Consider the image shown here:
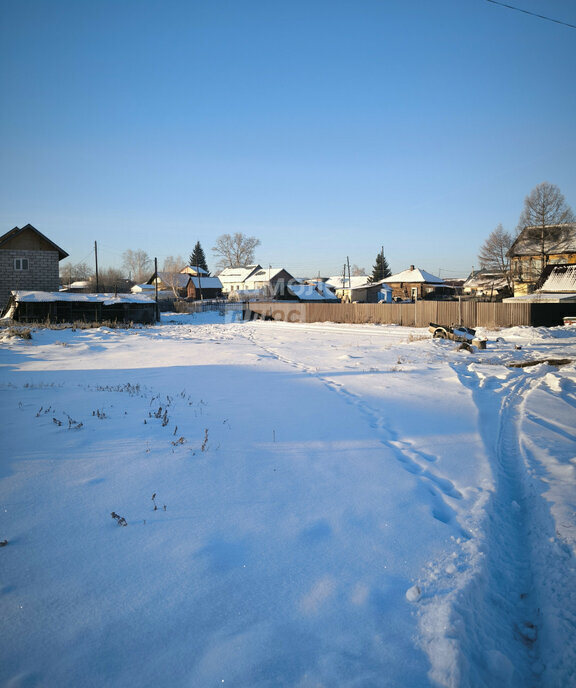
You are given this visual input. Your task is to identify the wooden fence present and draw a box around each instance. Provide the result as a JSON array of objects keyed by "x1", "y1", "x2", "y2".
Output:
[{"x1": 245, "y1": 301, "x2": 574, "y2": 328}]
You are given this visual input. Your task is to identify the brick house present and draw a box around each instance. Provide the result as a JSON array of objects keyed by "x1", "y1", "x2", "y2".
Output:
[{"x1": 0, "y1": 224, "x2": 69, "y2": 312}]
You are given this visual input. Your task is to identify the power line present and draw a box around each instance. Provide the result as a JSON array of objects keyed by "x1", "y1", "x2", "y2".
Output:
[{"x1": 485, "y1": 0, "x2": 576, "y2": 30}]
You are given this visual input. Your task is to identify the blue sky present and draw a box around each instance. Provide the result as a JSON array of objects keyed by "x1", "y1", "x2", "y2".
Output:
[{"x1": 1, "y1": 0, "x2": 575, "y2": 278}]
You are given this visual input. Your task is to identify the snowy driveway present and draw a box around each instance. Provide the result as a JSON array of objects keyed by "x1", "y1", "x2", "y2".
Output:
[{"x1": 1, "y1": 316, "x2": 575, "y2": 687}]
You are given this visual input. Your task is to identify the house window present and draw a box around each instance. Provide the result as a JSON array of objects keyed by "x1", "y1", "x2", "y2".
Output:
[{"x1": 14, "y1": 258, "x2": 29, "y2": 271}]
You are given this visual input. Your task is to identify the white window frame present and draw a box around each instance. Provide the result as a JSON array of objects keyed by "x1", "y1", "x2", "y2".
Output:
[{"x1": 14, "y1": 258, "x2": 29, "y2": 271}]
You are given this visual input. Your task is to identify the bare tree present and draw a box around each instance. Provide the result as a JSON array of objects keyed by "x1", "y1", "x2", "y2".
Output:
[
  {"x1": 478, "y1": 224, "x2": 513, "y2": 289},
  {"x1": 517, "y1": 182, "x2": 575, "y2": 231},
  {"x1": 212, "y1": 233, "x2": 260, "y2": 271},
  {"x1": 59, "y1": 261, "x2": 94, "y2": 286},
  {"x1": 122, "y1": 249, "x2": 152, "y2": 283},
  {"x1": 89, "y1": 267, "x2": 129, "y2": 293},
  {"x1": 351, "y1": 264, "x2": 366, "y2": 276},
  {"x1": 161, "y1": 255, "x2": 187, "y2": 298}
]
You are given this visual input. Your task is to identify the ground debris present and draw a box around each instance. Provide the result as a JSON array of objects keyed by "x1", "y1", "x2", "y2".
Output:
[{"x1": 507, "y1": 358, "x2": 571, "y2": 368}]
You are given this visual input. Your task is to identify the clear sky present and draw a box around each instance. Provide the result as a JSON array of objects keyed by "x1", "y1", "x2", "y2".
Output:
[{"x1": 1, "y1": 0, "x2": 575, "y2": 279}]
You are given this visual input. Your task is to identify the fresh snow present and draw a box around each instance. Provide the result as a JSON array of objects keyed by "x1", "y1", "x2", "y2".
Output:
[{"x1": 1, "y1": 312, "x2": 576, "y2": 687}]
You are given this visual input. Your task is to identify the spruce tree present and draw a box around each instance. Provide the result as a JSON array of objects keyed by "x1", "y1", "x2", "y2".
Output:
[
  {"x1": 369, "y1": 249, "x2": 391, "y2": 282},
  {"x1": 189, "y1": 241, "x2": 209, "y2": 274}
]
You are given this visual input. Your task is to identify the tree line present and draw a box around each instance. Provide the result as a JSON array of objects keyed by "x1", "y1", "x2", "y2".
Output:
[
  {"x1": 60, "y1": 234, "x2": 262, "y2": 290},
  {"x1": 61, "y1": 230, "x2": 394, "y2": 292}
]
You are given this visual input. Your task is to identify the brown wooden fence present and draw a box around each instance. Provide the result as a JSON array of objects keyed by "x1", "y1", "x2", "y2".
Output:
[{"x1": 245, "y1": 301, "x2": 573, "y2": 328}]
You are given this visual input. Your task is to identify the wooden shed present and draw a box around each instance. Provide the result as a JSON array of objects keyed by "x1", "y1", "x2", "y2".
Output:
[{"x1": 4, "y1": 291, "x2": 157, "y2": 324}]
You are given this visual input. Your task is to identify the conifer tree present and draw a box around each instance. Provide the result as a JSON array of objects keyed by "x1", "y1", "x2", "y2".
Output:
[
  {"x1": 369, "y1": 248, "x2": 391, "y2": 282},
  {"x1": 189, "y1": 241, "x2": 209, "y2": 274}
]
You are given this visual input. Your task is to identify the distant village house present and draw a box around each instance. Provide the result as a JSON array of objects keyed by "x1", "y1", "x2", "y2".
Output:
[{"x1": 381, "y1": 266, "x2": 451, "y2": 301}]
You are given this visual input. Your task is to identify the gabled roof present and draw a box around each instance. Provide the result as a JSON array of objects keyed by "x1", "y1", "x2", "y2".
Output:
[
  {"x1": 0, "y1": 224, "x2": 68, "y2": 260},
  {"x1": 180, "y1": 265, "x2": 209, "y2": 276},
  {"x1": 248, "y1": 267, "x2": 292, "y2": 283},
  {"x1": 382, "y1": 267, "x2": 443, "y2": 284},
  {"x1": 326, "y1": 275, "x2": 371, "y2": 290},
  {"x1": 155, "y1": 272, "x2": 190, "y2": 288},
  {"x1": 508, "y1": 223, "x2": 576, "y2": 257},
  {"x1": 463, "y1": 269, "x2": 508, "y2": 289},
  {"x1": 188, "y1": 276, "x2": 222, "y2": 289},
  {"x1": 217, "y1": 265, "x2": 262, "y2": 285}
]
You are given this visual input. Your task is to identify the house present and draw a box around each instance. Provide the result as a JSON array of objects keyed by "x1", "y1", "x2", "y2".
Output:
[
  {"x1": 326, "y1": 275, "x2": 372, "y2": 302},
  {"x1": 508, "y1": 223, "x2": 576, "y2": 295},
  {"x1": 503, "y1": 264, "x2": 576, "y2": 304},
  {"x1": 0, "y1": 224, "x2": 68, "y2": 310},
  {"x1": 145, "y1": 270, "x2": 223, "y2": 300},
  {"x1": 184, "y1": 275, "x2": 223, "y2": 300},
  {"x1": 218, "y1": 265, "x2": 295, "y2": 299},
  {"x1": 348, "y1": 279, "x2": 393, "y2": 304},
  {"x1": 218, "y1": 265, "x2": 262, "y2": 293},
  {"x1": 3, "y1": 291, "x2": 157, "y2": 324},
  {"x1": 381, "y1": 266, "x2": 448, "y2": 301},
  {"x1": 244, "y1": 267, "x2": 296, "y2": 298},
  {"x1": 463, "y1": 269, "x2": 511, "y2": 299}
]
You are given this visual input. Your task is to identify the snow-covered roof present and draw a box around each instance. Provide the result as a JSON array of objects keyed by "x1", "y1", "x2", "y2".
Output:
[
  {"x1": 382, "y1": 267, "x2": 444, "y2": 284},
  {"x1": 180, "y1": 265, "x2": 209, "y2": 276},
  {"x1": 509, "y1": 223, "x2": 576, "y2": 257},
  {"x1": 287, "y1": 282, "x2": 339, "y2": 301},
  {"x1": 541, "y1": 264, "x2": 576, "y2": 293},
  {"x1": 189, "y1": 276, "x2": 222, "y2": 289},
  {"x1": 503, "y1": 293, "x2": 576, "y2": 303},
  {"x1": 326, "y1": 275, "x2": 371, "y2": 290},
  {"x1": 217, "y1": 265, "x2": 261, "y2": 285},
  {"x1": 12, "y1": 291, "x2": 154, "y2": 305},
  {"x1": 131, "y1": 284, "x2": 156, "y2": 293},
  {"x1": 156, "y1": 272, "x2": 190, "y2": 288},
  {"x1": 248, "y1": 268, "x2": 290, "y2": 283},
  {"x1": 315, "y1": 281, "x2": 339, "y2": 299},
  {"x1": 366, "y1": 279, "x2": 393, "y2": 291},
  {"x1": 463, "y1": 270, "x2": 508, "y2": 291}
]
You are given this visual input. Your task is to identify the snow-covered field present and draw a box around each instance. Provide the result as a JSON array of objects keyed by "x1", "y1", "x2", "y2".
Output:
[{"x1": 1, "y1": 312, "x2": 576, "y2": 688}]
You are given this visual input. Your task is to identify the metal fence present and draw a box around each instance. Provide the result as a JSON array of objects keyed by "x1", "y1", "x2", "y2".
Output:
[{"x1": 245, "y1": 301, "x2": 573, "y2": 328}]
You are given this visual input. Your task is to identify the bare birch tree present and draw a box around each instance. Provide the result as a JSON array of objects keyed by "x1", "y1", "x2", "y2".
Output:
[
  {"x1": 122, "y1": 249, "x2": 152, "y2": 283},
  {"x1": 161, "y1": 255, "x2": 187, "y2": 298}
]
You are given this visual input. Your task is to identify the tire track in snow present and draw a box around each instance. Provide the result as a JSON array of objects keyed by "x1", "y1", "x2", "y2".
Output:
[
  {"x1": 445, "y1": 362, "x2": 576, "y2": 687},
  {"x1": 239, "y1": 327, "x2": 470, "y2": 538}
]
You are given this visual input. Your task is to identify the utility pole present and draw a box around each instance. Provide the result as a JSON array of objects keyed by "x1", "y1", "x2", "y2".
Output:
[
  {"x1": 94, "y1": 241, "x2": 99, "y2": 292},
  {"x1": 196, "y1": 262, "x2": 203, "y2": 301},
  {"x1": 346, "y1": 256, "x2": 351, "y2": 302},
  {"x1": 154, "y1": 257, "x2": 159, "y2": 321}
]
